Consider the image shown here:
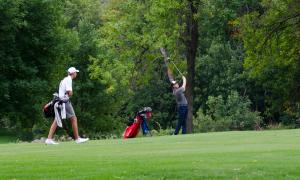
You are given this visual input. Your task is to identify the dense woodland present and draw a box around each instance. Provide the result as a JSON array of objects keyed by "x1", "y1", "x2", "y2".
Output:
[{"x1": 1, "y1": 0, "x2": 299, "y2": 140}]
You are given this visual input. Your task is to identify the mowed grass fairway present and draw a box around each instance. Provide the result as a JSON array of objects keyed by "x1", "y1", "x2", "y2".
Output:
[{"x1": 1, "y1": 129, "x2": 300, "y2": 180}]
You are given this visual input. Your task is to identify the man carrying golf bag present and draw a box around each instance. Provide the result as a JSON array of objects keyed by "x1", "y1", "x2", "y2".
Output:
[{"x1": 45, "y1": 67, "x2": 89, "y2": 145}]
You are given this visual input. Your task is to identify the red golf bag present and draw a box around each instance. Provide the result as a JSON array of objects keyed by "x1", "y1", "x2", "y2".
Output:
[{"x1": 123, "y1": 107, "x2": 152, "y2": 139}]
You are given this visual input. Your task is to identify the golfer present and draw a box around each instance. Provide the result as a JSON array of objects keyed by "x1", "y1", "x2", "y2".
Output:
[
  {"x1": 45, "y1": 67, "x2": 89, "y2": 144},
  {"x1": 171, "y1": 76, "x2": 188, "y2": 135}
]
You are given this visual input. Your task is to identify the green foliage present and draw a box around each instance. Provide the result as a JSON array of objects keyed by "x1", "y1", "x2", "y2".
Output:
[
  {"x1": 194, "y1": 91, "x2": 262, "y2": 133},
  {"x1": 198, "y1": 0, "x2": 262, "y2": 52},
  {"x1": 1, "y1": 0, "x2": 299, "y2": 139},
  {"x1": 61, "y1": 0, "x2": 127, "y2": 136},
  {"x1": 195, "y1": 40, "x2": 246, "y2": 111},
  {"x1": 0, "y1": 132, "x2": 17, "y2": 144},
  {"x1": 194, "y1": 0, "x2": 262, "y2": 116},
  {"x1": 123, "y1": 61, "x2": 175, "y2": 129},
  {"x1": 90, "y1": 0, "x2": 188, "y2": 133},
  {"x1": 150, "y1": 127, "x2": 174, "y2": 136},
  {"x1": 0, "y1": 0, "x2": 79, "y2": 139},
  {"x1": 239, "y1": 0, "x2": 300, "y2": 119}
]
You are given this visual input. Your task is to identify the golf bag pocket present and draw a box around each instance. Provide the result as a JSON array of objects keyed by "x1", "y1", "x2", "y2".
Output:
[{"x1": 43, "y1": 101, "x2": 55, "y2": 118}]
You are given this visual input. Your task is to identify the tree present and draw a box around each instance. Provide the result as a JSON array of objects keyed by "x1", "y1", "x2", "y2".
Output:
[
  {"x1": 90, "y1": 0, "x2": 200, "y2": 133},
  {"x1": 239, "y1": 0, "x2": 300, "y2": 122},
  {"x1": 0, "y1": 0, "x2": 79, "y2": 139},
  {"x1": 183, "y1": 0, "x2": 199, "y2": 133}
]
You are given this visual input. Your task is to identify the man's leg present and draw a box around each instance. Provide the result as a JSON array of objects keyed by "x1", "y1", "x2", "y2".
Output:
[
  {"x1": 47, "y1": 119, "x2": 57, "y2": 139},
  {"x1": 176, "y1": 106, "x2": 188, "y2": 134},
  {"x1": 181, "y1": 106, "x2": 188, "y2": 134},
  {"x1": 141, "y1": 117, "x2": 149, "y2": 135},
  {"x1": 45, "y1": 119, "x2": 59, "y2": 144},
  {"x1": 66, "y1": 102, "x2": 88, "y2": 143},
  {"x1": 70, "y1": 116, "x2": 79, "y2": 140},
  {"x1": 174, "y1": 109, "x2": 182, "y2": 135}
]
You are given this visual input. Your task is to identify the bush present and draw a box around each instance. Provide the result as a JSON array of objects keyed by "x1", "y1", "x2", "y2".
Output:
[
  {"x1": 278, "y1": 104, "x2": 300, "y2": 128},
  {"x1": 150, "y1": 128, "x2": 174, "y2": 136},
  {"x1": 266, "y1": 123, "x2": 296, "y2": 130},
  {"x1": 194, "y1": 91, "x2": 262, "y2": 133}
]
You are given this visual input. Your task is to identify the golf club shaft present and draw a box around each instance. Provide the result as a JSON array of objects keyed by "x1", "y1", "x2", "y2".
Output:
[{"x1": 171, "y1": 61, "x2": 184, "y2": 76}]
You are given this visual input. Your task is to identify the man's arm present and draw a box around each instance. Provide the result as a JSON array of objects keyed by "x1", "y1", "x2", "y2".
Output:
[
  {"x1": 66, "y1": 77, "x2": 73, "y2": 97},
  {"x1": 182, "y1": 76, "x2": 186, "y2": 90}
]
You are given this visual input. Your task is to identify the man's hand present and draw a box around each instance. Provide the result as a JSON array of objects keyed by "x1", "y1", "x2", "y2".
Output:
[{"x1": 67, "y1": 91, "x2": 73, "y2": 97}]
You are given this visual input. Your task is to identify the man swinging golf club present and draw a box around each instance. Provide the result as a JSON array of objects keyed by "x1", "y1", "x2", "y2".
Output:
[
  {"x1": 171, "y1": 76, "x2": 188, "y2": 135},
  {"x1": 45, "y1": 67, "x2": 89, "y2": 145},
  {"x1": 159, "y1": 48, "x2": 188, "y2": 134}
]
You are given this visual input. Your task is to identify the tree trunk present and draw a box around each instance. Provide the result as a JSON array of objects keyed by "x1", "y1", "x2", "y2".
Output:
[{"x1": 184, "y1": 0, "x2": 199, "y2": 133}]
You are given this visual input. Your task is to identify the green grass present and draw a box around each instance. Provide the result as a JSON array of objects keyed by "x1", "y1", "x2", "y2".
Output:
[{"x1": 0, "y1": 129, "x2": 300, "y2": 180}]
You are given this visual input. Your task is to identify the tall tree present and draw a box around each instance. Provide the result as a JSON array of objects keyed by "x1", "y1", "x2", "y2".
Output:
[
  {"x1": 63, "y1": 0, "x2": 127, "y2": 136},
  {"x1": 92, "y1": 0, "x2": 200, "y2": 133},
  {"x1": 184, "y1": 0, "x2": 199, "y2": 133},
  {"x1": 194, "y1": 0, "x2": 262, "y2": 112},
  {"x1": 239, "y1": 0, "x2": 300, "y2": 121}
]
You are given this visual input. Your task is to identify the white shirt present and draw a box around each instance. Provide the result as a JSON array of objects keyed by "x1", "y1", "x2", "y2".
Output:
[{"x1": 58, "y1": 75, "x2": 72, "y2": 98}]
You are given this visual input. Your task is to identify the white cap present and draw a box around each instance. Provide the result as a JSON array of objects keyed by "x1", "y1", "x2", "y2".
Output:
[
  {"x1": 171, "y1": 80, "x2": 177, "y2": 85},
  {"x1": 67, "y1": 67, "x2": 79, "y2": 74}
]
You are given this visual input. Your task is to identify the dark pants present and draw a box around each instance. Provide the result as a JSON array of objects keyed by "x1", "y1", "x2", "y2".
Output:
[
  {"x1": 141, "y1": 116, "x2": 150, "y2": 135},
  {"x1": 174, "y1": 105, "x2": 188, "y2": 135}
]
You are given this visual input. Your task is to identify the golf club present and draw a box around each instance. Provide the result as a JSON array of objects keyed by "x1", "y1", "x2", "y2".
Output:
[{"x1": 171, "y1": 61, "x2": 184, "y2": 77}]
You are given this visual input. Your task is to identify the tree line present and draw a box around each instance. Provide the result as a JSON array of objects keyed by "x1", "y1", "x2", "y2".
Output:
[{"x1": 0, "y1": 0, "x2": 299, "y2": 140}]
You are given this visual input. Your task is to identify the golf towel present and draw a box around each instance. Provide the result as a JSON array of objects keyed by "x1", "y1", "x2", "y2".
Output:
[{"x1": 54, "y1": 101, "x2": 66, "y2": 127}]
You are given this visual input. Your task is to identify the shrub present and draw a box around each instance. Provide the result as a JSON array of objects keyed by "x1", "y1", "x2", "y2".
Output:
[
  {"x1": 150, "y1": 128, "x2": 174, "y2": 136},
  {"x1": 194, "y1": 91, "x2": 262, "y2": 132}
]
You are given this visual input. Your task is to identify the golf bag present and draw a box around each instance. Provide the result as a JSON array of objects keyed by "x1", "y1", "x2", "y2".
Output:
[
  {"x1": 123, "y1": 107, "x2": 152, "y2": 139},
  {"x1": 42, "y1": 93, "x2": 74, "y2": 139},
  {"x1": 43, "y1": 93, "x2": 60, "y2": 118}
]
